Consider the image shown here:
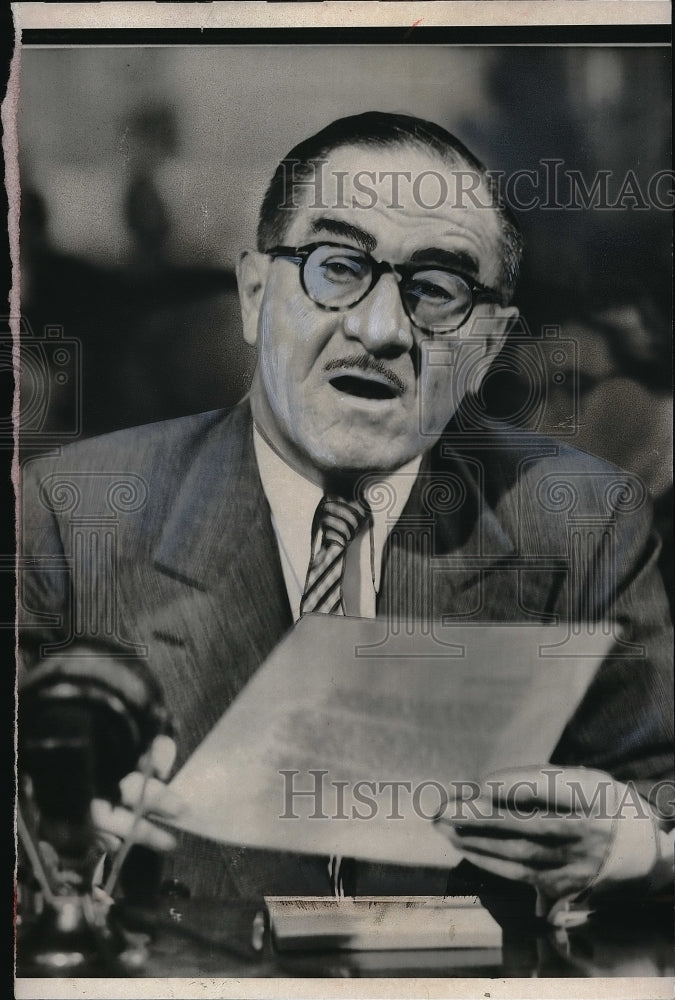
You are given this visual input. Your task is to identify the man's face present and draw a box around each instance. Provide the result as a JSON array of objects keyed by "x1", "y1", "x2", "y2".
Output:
[{"x1": 239, "y1": 143, "x2": 517, "y2": 480}]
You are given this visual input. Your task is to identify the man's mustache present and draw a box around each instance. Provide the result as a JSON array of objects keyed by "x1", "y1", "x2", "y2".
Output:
[{"x1": 324, "y1": 354, "x2": 407, "y2": 394}]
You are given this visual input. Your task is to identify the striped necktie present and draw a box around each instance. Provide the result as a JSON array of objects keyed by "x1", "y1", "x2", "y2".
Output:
[
  {"x1": 300, "y1": 494, "x2": 370, "y2": 897},
  {"x1": 300, "y1": 495, "x2": 371, "y2": 617}
]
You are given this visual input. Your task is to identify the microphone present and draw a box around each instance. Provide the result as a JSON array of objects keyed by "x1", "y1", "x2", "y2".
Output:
[
  {"x1": 19, "y1": 646, "x2": 170, "y2": 869},
  {"x1": 17, "y1": 646, "x2": 171, "y2": 973},
  {"x1": 20, "y1": 646, "x2": 169, "y2": 782}
]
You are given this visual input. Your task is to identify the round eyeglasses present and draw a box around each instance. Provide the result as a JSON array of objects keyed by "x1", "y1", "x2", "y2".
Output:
[{"x1": 267, "y1": 242, "x2": 503, "y2": 336}]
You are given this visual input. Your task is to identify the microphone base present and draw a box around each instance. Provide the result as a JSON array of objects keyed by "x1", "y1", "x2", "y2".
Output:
[{"x1": 16, "y1": 892, "x2": 150, "y2": 977}]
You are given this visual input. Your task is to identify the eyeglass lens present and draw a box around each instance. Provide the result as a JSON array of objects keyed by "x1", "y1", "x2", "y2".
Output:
[{"x1": 302, "y1": 245, "x2": 474, "y2": 331}]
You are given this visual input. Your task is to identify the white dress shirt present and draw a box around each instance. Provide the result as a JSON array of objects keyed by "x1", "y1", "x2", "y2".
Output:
[{"x1": 253, "y1": 427, "x2": 421, "y2": 622}]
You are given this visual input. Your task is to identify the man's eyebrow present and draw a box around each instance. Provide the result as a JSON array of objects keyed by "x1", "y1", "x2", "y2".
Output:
[
  {"x1": 309, "y1": 217, "x2": 377, "y2": 253},
  {"x1": 410, "y1": 247, "x2": 479, "y2": 276},
  {"x1": 306, "y1": 223, "x2": 480, "y2": 275}
]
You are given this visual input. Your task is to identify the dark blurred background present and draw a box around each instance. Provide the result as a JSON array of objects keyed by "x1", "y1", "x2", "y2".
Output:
[{"x1": 16, "y1": 45, "x2": 672, "y2": 601}]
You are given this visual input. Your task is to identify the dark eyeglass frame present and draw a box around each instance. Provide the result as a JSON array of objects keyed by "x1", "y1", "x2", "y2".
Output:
[{"x1": 266, "y1": 241, "x2": 503, "y2": 335}]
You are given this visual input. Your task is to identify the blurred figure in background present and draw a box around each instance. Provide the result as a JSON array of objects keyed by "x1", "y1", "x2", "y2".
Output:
[
  {"x1": 20, "y1": 102, "x2": 248, "y2": 443},
  {"x1": 19, "y1": 186, "x2": 129, "y2": 439}
]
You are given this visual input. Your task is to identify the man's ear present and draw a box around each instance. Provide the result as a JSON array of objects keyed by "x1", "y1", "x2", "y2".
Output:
[{"x1": 236, "y1": 249, "x2": 270, "y2": 347}]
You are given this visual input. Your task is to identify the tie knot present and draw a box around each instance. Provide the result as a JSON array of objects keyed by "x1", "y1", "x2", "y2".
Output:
[{"x1": 318, "y1": 494, "x2": 370, "y2": 549}]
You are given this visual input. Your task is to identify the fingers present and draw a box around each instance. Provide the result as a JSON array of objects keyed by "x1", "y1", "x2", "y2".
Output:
[
  {"x1": 89, "y1": 737, "x2": 181, "y2": 861},
  {"x1": 434, "y1": 765, "x2": 618, "y2": 896},
  {"x1": 440, "y1": 830, "x2": 573, "y2": 869},
  {"x1": 455, "y1": 849, "x2": 536, "y2": 885},
  {"x1": 534, "y1": 865, "x2": 598, "y2": 901},
  {"x1": 119, "y1": 773, "x2": 185, "y2": 819},
  {"x1": 437, "y1": 807, "x2": 615, "y2": 845},
  {"x1": 458, "y1": 846, "x2": 595, "y2": 899},
  {"x1": 438, "y1": 823, "x2": 602, "y2": 897},
  {"x1": 478, "y1": 766, "x2": 615, "y2": 814},
  {"x1": 439, "y1": 770, "x2": 616, "y2": 836},
  {"x1": 90, "y1": 736, "x2": 183, "y2": 857},
  {"x1": 437, "y1": 810, "x2": 583, "y2": 842},
  {"x1": 91, "y1": 799, "x2": 177, "y2": 852},
  {"x1": 95, "y1": 831, "x2": 122, "y2": 855},
  {"x1": 139, "y1": 735, "x2": 177, "y2": 781},
  {"x1": 436, "y1": 807, "x2": 613, "y2": 863}
]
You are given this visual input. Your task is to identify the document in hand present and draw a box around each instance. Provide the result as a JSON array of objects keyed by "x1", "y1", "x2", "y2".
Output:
[{"x1": 168, "y1": 616, "x2": 614, "y2": 868}]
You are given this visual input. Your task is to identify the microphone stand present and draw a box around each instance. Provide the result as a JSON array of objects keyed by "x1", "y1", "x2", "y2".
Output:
[{"x1": 16, "y1": 739, "x2": 150, "y2": 975}]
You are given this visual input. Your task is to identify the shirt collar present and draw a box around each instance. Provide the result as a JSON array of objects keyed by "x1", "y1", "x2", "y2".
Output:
[{"x1": 253, "y1": 427, "x2": 422, "y2": 593}]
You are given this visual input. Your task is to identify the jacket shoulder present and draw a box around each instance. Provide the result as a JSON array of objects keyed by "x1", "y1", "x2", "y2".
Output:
[
  {"x1": 22, "y1": 409, "x2": 233, "y2": 478},
  {"x1": 450, "y1": 419, "x2": 639, "y2": 486},
  {"x1": 439, "y1": 420, "x2": 652, "y2": 530},
  {"x1": 459, "y1": 419, "x2": 622, "y2": 471}
]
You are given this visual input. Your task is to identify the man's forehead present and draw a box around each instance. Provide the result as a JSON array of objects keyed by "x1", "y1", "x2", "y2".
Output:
[{"x1": 281, "y1": 142, "x2": 504, "y2": 283}]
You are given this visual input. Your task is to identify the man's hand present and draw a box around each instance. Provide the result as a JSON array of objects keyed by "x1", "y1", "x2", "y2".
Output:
[
  {"x1": 91, "y1": 735, "x2": 185, "y2": 854},
  {"x1": 434, "y1": 766, "x2": 647, "y2": 903}
]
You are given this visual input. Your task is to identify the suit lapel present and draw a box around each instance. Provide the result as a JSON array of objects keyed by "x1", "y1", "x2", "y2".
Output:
[
  {"x1": 378, "y1": 441, "x2": 517, "y2": 621},
  {"x1": 150, "y1": 402, "x2": 292, "y2": 759},
  {"x1": 154, "y1": 401, "x2": 284, "y2": 595}
]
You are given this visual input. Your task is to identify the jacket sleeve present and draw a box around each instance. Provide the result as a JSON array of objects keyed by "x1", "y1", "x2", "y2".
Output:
[
  {"x1": 18, "y1": 453, "x2": 74, "y2": 673},
  {"x1": 551, "y1": 480, "x2": 674, "y2": 821}
]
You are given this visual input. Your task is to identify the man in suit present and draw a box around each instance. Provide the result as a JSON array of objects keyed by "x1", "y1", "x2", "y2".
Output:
[{"x1": 19, "y1": 113, "x2": 673, "y2": 916}]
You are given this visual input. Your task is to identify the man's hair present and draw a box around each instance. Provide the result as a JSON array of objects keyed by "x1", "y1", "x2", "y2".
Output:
[{"x1": 257, "y1": 111, "x2": 523, "y2": 303}]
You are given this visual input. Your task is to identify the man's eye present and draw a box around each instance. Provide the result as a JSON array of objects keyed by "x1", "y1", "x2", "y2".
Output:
[
  {"x1": 409, "y1": 278, "x2": 455, "y2": 302},
  {"x1": 320, "y1": 258, "x2": 365, "y2": 282}
]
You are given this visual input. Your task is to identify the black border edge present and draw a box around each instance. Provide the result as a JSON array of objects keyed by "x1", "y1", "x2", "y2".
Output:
[{"x1": 19, "y1": 25, "x2": 673, "y2": 47}]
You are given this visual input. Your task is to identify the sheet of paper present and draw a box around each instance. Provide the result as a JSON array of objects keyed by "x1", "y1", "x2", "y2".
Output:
[{"x1": 168, "y1": 616, "x2": 614, "y2": 868}]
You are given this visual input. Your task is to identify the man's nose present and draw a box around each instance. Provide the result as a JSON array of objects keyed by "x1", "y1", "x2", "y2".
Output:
[{"x1": 342, "y1": 273, "x2": 414, "y2": 356}]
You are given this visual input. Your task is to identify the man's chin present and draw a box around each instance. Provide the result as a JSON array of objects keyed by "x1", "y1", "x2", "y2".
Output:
[{"x1": 308, "y1": 440, "x2": 423, "y2": 477}]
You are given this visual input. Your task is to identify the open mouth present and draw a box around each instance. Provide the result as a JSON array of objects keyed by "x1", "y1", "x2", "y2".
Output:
[{"x1": 328, "y1": 375, "x2": 399, "y2": 400}]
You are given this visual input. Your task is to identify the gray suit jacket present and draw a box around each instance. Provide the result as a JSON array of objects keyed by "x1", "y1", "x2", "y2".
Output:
[{"x1": 19, "y1": 399, "x2": 673, "y2": 900}]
